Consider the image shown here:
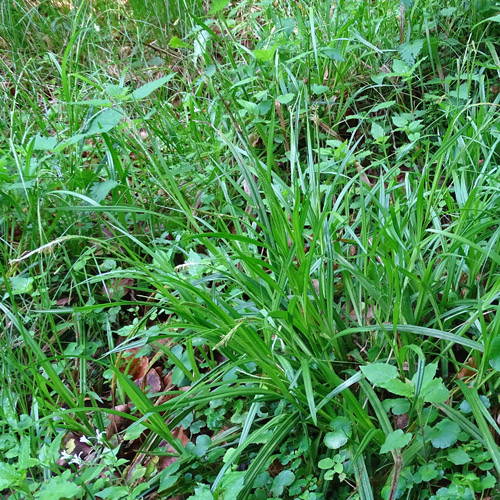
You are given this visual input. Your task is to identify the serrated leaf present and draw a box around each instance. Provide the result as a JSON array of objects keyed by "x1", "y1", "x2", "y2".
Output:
[
  {"x1": 105, "y1": 84, "x2": 129, "y2": 99},
  {"x1": 35, "y1": 472, "x2": 81, "y2": 500},
  {"x1": 0, "y1": 462, "x2": 19, "y2": 489},
  {"x1": 131, "y1": 74, "x2": 175, "y2": 100},
  {"x1": 398, "y1": 39, "x2": 424, "y2": 66},
  {"x1": 89, "y1": 180, "x2": 118, "y2": 203},
  {"x1": 380, "y1": 430, "x2": 412, "y2": 453},
  {"x1": 429, "y1": 419, "x2": 460, "y2": 449},
  {"x1": 361, "y1": 363, "x2": 398, "y2": 385},
  {"x1": 392, "y1": 59, "x2": 411, "y2": 75},
  {"x1": 420, "y1": 378, "x2": 449, "y2": 404},
  {"x1": 381, "y1": 378, "x2": 414, "y2": 398},
  {"x1": 209, "y1": 0, "x2": 230, "y2": 14}
]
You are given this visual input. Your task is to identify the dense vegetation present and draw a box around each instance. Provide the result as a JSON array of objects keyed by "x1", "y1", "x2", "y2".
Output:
[{"x1": 1, "y1": 0, "x2": 500, "y2": 498}]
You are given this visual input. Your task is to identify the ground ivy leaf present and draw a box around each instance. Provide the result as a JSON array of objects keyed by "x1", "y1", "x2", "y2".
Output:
[
  {"x1": 447, "y1": 448, "x2": 471, "y2": 465},
  {"x1": 271, "y1": 470, "x2": 295, "y2": 496},
  {"x1": 361, "y1": 363, "x2": 398, "y2": 385},
  {"x1": 318, "y1": 457, "x2": 335, "y2": 469},
  {"x1": 380, "y1": 430, "x2": 412, "y2": 453},
  {"x1": 429, "y1": 419, "x2": 460, "y2": 449}
]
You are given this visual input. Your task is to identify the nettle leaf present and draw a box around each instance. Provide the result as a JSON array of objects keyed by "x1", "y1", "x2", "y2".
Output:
[
  {"x1": 271, "y1": 470, "x2": 295, "y2": 496},
  {"x1": 398, "y1": 39, "x2": 424, "y2": 65},
  {"x1": 131, "y1": 74, "x2": 175, "y2": 100},
  {"x1": 392, "y1": 59, "x2": 412, "y2": 75},
  {"x1": 361, "y1": 363, "x2": 398, "y2": 385},
  {"x1": 105, "y1": 84, "x2": 129, "y2": 99},
  {"x1": 380, "y1": 430, "x2": 412, "y2": 453},
  {"x1": 488, "y1": 337, "x2": 500, "y2": 371},
  {"x1": 324, "y1": 417, "x2": 352, "y2": 449},
  {"x1": 209, "y1": 0, "x2": 230, "y2": 14},
  {"x1": 429, "y1": 419, "x2": 460, "y2": 449}
]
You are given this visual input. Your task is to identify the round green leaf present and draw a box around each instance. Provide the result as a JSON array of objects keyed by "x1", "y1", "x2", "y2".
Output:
[
  {"x1": 361, "y1": 363, "x2": 399, "y2": 385},
  {"x1": 429, "y1": 419, "x2": 460, "y2": 449},
  {"x1": 380, "y1": 430, "x2": 412, "y2": 453}
]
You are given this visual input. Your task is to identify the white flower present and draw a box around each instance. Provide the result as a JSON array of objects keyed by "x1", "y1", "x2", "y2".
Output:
[{"x1": 80, "y1": 435, "x2": 92, "y2": 445}]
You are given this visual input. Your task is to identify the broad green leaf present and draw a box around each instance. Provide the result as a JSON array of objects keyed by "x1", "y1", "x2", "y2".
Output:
[
  {"x1": 420, "y1": 378, "x2": 449, "y2": 404},
  {"x1": 429, "y1": 419, "x2": 460, "y2": 449},
  {"x1": 237, "y1": 99, "x2": 259, "y2": 115},
  {"x1": 105, "y1": 84, "x2": 129, "y2": 99},
  {"x1": 324, "y1": 417, "x2": 352, "y2": 449},
  {"x1": 311, "y1": 84, "x2": 329, "y2": 95},
  {"x1": 370, "y1": 100, "x2": 396, "y2": 113},
  {"x1": 361, "y1": 363, "x2": 398, "y2": 385},
  {"x1": 209, "y1": 0, "x2": 230, "y2": 14},
  {"x1": 271, "y1": 470, "x2": 295, "y2": 496},
  {"x1": 277, "y1": 93, "x2": 295, "y2": 104},
  {"x1": 488, "y1": 337, "x2": 500, "y2": 370},
  {"x1": 380, "y1": 430, "x2": 412, "y2": 453},
  {"x1": 130, "y1": 74, "x2": 175, "y2": 100},
  {"x1": 89, "y1": 180, "x2": 118, "y2": 203},
  {"x1": 95, "y1": 486, "x2": 128, "y2": 499},
  {"x1": 447, "y1": 448, "x2": 471, "y2": 465},
  {"x1": 169, "y1": 36, "x2": 190, "y2": 48},
  {"x1": 382, "y1": 398, "x2": 410, "y2": 416},
  {"x1": 487, "y1": 14, "x2": 500, "y2": 23},
  {"x1": 370, "y1": 122, "x2": 385, "y2": 141},
  {"x1": 33, "y1": 134, "x2": 58, "y2": 151},
  {"x1": 87, "y1": 108, "x2": 123, "y2": 135},
  {"x1": 398, "y1": 39, "x2": 424, "y2": 65},
  {"x1": 35, "y1": 472, "x2": 81, "y2": 500},
  {"x1": 158, "y1": 461, "x2": 180, "y2": 492},
  {"x1": 253, "y1": 47, "x2": 276, "y2": 62},
  {"x1": 392, "y1": 59, "x2": 411, "y2": 75},
  {"x1": 123, "y1": 422, "x2": 147, "y2": 441},
  {"x1": 220, "y1": 472, "x2": 245, "y2": 500},
  {"x1": 392, "y1": 115, "x2": 409, "y2": 128},
  {"x1": 318, "y1": 457, "x2": 335, "y2": 469},
  {"x1": 186, "y1": 434, "x2": 211, "y2": 458},
  {"x1": 0, "y1": 462, "x2": 19, "y2": 489},
  {"x1": 9, "y1": 276, "x2": 34, "y2": 296},
  {"x1": 187, "y1": 485, "x2": 214, "y2": 500},
  {"x1": 321, "y1": 47, "x2": 344, "y2": 61}
]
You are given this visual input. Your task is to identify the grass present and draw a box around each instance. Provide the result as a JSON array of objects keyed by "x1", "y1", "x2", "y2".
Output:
[{"x1": 1, "y1": 0, "x2": 500, "y2": 499}]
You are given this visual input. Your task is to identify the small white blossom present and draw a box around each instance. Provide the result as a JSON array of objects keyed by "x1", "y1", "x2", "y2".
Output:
[{"x1": 80, "y1": 435, "x2": 92, "y2": 445}]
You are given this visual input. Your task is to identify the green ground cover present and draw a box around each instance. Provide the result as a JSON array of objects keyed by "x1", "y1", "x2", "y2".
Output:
[{"x1": 1, "y1": 0, "x2": 500, "y2": 498}]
